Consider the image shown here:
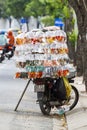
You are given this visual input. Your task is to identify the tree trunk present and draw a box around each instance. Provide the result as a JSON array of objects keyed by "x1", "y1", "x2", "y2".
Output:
[
  {"x1": 76, "y1": 34, "x2": 83, "y2": 76},
  {"x1": 64, "y1": 13, "x2": 75, "y2": 62},
  {"x1": 68, "y1": 0, "x2": 87, "y2": 91},
  {"x1": 82, "y1": 32, "x2": 87, "y2": 91}
]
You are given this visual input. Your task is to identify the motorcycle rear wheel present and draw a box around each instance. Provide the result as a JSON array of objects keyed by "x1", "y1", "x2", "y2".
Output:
[
  {"x1": 37, "y1": 92, "x2": 51, "y2": 115},
  {"x1": 67, "y1": 85, "x2": 79, "y2": 110},
  {"x1": 37, "y1": 85, "x2": 79, "y2": 115}
]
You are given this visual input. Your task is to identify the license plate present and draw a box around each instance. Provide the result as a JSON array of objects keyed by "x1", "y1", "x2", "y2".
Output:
[{"x1": 34, "y1": 84, "x2": 45, "y2": 92}]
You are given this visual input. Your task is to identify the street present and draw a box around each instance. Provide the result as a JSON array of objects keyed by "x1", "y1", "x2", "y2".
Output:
[{"x1": 0, "y1": 58, "x2": 66, "y2": 130}]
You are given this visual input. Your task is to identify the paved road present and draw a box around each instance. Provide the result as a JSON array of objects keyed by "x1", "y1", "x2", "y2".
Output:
[{"x1": 0, "y1": 58, "x2": 67, "y2": 130}]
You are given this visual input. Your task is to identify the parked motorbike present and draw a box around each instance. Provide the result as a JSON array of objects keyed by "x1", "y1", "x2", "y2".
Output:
[{"x1": 33, "y1": 77, "x2": 79, "y2": 115}]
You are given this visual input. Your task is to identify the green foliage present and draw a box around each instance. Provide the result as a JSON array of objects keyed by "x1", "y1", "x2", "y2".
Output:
[
  {"x1": 25, "y1": 0, "x2": 46, "y2": 17},
  {"x1": 63, "y1": 6, "x2": 70, "y2": 18},
  {"x1": 6, "y1": 0, "x2": 29, "y2": 18},
  {"x1": 0, "y1": 0, "x2": 8, "y2": 18},
  {"x1": 68, "y1": 30, "x2": 77, "y2": 46},
  {"x1": 71, "y1": 18, "x2": 75, "y2": 26},
  {"x1": 0, "y1": 0, "x2": 73, "y2": 24},
  {"x1": 41, "y1": 16, "x2": 54, "y2": 26},
  {"x1": 25, "y1": 0, "x2": 68, "y2": 19}
]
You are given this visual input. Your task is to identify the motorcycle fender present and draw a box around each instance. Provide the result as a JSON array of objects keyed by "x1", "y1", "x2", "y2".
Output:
[{"x1": 34, "y1": 84, "x2": 45, "y2": 92}]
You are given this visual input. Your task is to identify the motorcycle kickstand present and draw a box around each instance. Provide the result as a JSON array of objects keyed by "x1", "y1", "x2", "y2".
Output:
[{"x1": 14, "y1": 79, "x2": 31, "y2": 111}]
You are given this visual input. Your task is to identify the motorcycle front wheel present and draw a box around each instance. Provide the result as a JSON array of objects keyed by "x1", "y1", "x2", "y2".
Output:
[{"x1": 37, "y1": 92, "x2": 51, "y2": 115}]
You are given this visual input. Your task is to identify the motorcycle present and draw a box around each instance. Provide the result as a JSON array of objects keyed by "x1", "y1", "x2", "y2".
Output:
[
  {"x1": 0, "y1": 49, "x2": 5, "y2": 62},
  {"x1": 33, "y1": 77, "x2": 79, "y2": 115},
  {"x1": 3, "y1": 44, "x2": 15, "y2": 59},
  {"x1": 0, "y1": 44, "x2": 15, "y2": 62}
]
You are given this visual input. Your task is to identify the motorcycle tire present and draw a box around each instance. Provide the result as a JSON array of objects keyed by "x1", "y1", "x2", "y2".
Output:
[
  {"x1": 37, "y1": 92, "x2": 51, "y2": 115},
  {"x1": 68, "y1": 85, "x2": 79, "y2": 111},
  {"x1": 0, "y1": 55, "x2": 5, "y2": 62}
]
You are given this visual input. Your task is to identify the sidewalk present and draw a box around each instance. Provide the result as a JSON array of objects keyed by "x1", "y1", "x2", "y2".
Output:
[{"x1": 66, "y1": 76, "x2": 87, "y2": 130}]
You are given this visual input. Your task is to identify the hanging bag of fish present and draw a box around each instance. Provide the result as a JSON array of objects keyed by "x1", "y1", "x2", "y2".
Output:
[
  {"x1": 35, "y1": 66, "x2": 44, "y2": 78},
  {"x1": 26, "y1": 66, "x2": 36, "y2": 78}
]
